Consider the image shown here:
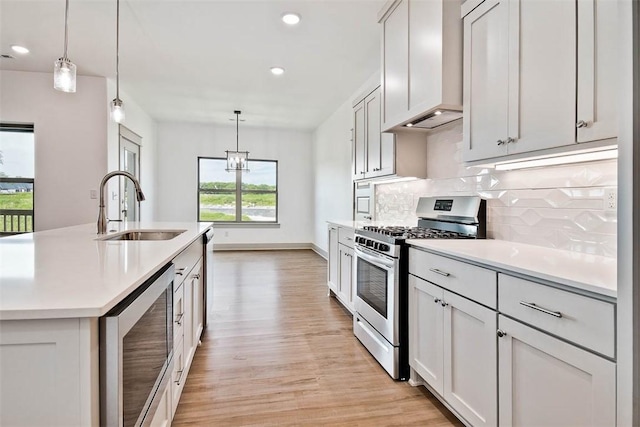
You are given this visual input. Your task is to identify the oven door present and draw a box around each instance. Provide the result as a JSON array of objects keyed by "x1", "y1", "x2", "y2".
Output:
[{"x1": 353, "y1": 245, "x2": 400, "y2": 345}]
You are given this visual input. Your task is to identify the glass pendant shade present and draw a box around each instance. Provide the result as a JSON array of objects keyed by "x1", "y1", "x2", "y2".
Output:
[
  {"x1": 110, "y1": 98, "x2": 125, "y2": 123},
  {"x1": 225, "y1": 150, "x2": 249, "y2": 172},
  {"x1": 54, "y1": 57, "x2": 76, "y2": 93}
]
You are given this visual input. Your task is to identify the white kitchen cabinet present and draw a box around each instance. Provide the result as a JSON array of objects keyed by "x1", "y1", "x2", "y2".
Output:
[
  {"x1": 149, "y1": 382, "x2": 172, "y2": 427},
  {"x1": 379, "y1": 0, "x2": 462, "y2": 131},
  {"x1": 327, "y1": 224, "x2": 355, "y2": 313},
  {"x1": 327, "y1": 225, "x2": 339, "y2": 293},
  {"x1": 168, "y1": 240, "x2": 205, "y2": 421},
  {"x1": 498, "y1": 315, "x2": 616, "y2": 427},
  {"x1": 338, "y1": 244, "x2": 354, "y2": 310},
  {"x1": 354, "y1": 181, "x2": 374, "y2": 221},
  {"x1": 409, "y1": 274, "x2": 497, "y2": 427},
  {"x1": 353, "y1": 87, "x2": 397, "y2": 180},
  {"x1": 576, "y1": 0, "x2": 618, "y2": 143},
  {"x1": 463, "y1": 0, "x2": 617, "y2": 163},
  {"x1": 0, "y1": 318, "x2": 99, "y2": 427}
]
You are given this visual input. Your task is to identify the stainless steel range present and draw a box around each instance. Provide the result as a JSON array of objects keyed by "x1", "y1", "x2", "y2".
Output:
[{"x1": 353, "y1": 196, "x2": 486, "y2": 380}]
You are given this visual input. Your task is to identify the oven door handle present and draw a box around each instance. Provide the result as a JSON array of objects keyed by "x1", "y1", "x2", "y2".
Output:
[{"x1": 354, "y1": 246, "x2": 395, "y2": 270}]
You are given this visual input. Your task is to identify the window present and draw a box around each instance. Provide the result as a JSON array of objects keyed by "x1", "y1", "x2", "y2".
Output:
[
  {"x1": 0, "y1": 124, "x2": 35, "y2": 235},
  {"x1": 198, "y1": 157, "x2": 278, "y2": 223}
]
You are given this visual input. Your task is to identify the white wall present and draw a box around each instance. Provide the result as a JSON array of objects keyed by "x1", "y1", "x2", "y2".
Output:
[
  {"x1": 0, "y1": 70, "x2": 108, "y2": 231},
  {"x1": 106, "y1": 80, "x2": 158, "y2": 222},
  {"x1": 156, "y1": 122, "x2": 313, "y2": 245},
  {"x1": 311, "y1": 72, "x2": 380, "y2": 252}
]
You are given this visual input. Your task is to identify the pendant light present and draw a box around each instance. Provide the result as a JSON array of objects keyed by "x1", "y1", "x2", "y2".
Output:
[
  {"x1": 53, "y1": 0, "x2": 76, "y2": 93},
  {"x1": 110, "y1": 0, "x2": 125, "y2": 123},
  {"x1": 225, "y1": 110, "x2": 249, "y2": 172}
]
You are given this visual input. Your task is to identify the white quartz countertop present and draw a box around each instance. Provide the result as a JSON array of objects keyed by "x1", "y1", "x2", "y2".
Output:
[
  {"x1": 0, "y1": 222, "x2": 213, "y2": 320},
  {"x1": 407, "y1": 239, "x2": 617, "y2": 298}
]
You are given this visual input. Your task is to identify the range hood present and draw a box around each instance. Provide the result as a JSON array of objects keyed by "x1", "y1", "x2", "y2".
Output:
[{"x1": 404, "y1": 109, "x2": 463, "y2": 130}]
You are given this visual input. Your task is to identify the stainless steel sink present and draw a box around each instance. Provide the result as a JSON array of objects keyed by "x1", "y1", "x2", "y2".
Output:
[{"x1": 97, "y1": 229, "x2": 187, "y2": 241}]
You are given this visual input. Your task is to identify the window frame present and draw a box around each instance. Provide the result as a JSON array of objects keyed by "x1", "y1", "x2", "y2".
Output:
[{"x1": 197, "y1": 156, "x2": 278, "y2": 224}]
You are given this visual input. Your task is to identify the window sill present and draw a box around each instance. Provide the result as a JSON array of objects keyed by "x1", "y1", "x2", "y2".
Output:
[{"x1": 204, "y1": 222, "x2": 281, "y2": 229}]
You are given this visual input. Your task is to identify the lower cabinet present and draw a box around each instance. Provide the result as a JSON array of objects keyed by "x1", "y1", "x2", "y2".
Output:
[
  {"x1": 408, "y1": 247, "x2": 616, "y2": 427},
  {"x1": 409, "y1": 275, "x2": 497, "y2": 427},
  {"x1": 149, "y1": 379, "x2": 172, "y2": 427},
  {"x1": 498, "y1": 315, "x2": 616, "y2": 427},
  {"x1": 327, "y1": 224, "x2": 356, "y2": 313}
]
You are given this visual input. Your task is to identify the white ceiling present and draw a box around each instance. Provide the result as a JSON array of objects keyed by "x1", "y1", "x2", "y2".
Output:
[{"x1": 0, "y1": 0, "x2": 384, "y2": 130}]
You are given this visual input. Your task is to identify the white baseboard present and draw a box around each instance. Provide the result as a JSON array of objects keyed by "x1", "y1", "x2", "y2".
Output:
[
  {"x1": 311, "y1": 244, "x2": 327, "y2": 259},
  {"x1": 212, "y1": 242, "x2": 314, "y2": 251}
]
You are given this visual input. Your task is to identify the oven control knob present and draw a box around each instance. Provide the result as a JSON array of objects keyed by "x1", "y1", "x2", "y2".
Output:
[
  {"x1": 373, "y1": 242, "x2": 380, "y2": 250},
  {"x1": 366, "y1": 239, "x2": 373, "y2": 247},
  {"x1": 355, "y1": 237, "x2": 362, "y2": 244},
  {"x1": 379, "y1": 243, "x2": 389, "y2": 252}
]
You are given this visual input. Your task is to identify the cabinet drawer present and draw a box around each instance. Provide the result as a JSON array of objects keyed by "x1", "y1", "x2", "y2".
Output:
[
  {"x1": 174, "y1": 240, "x2": 202, "y2": 283},
  {"x1": 338, "y1": 227, "x2": 355, "y2": 248},
  {"x1": 499, "y1": 274, "x2": 615, "y2": 358},
  {"x1": 409, "y1": 248, "x2": 497, "y2": 309}
]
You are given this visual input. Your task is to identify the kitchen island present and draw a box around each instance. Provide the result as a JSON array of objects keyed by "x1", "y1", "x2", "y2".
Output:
[{"x1": 0, "y1": 222, "x2": 213, "y2": 426}]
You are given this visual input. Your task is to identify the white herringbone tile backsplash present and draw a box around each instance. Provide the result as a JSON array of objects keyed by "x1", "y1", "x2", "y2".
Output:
[{"x1": 375, "y1": 123, "x2": 617, "y2": 258}]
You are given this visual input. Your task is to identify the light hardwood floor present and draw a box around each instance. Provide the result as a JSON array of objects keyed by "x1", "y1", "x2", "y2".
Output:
[{"x1": 172, "y1": 250, "x2": 462, "y2": 426}]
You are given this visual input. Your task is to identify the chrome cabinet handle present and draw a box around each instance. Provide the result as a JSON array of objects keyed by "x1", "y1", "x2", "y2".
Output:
[
  {"x1": 497, "y1": 329, "x2": 507, "y2": 338},
  {"x1": 175, "y1": 312, "x2": 184, "y2": 325},
  {"x1": 191, "y1": 273, "x2": 201, "y2": 280},
  {"x1": 441, "y1": 300, "x2": 448, "y2": 307},
  {"x1": 506, "y1": 137, "x2": 516, "y2": 144},
  {"x1": 429, "y1": 268, "x2": 451, "y2": 277},
  {"x1": 497, "y1": 139, "x2": 505, "y2": 146},
  {"x1": 576, "y1": 120, "x2": 588, "y2": 129},
  {"x1": 434, "y1": 298, "x2": 441, "y2": 304},
  {"x1": 519, "y1": 301, "x2": 563, "y2": 318},
  {"x1": 175, "y1": 267, "x2": 186, "y2": 276},
  {"x1": 174, "y1": 369, "x2": 184, "y2": 385},
  {"x1": 360, "y1": 171, "x2": 366, "y2": 175},
  {"x1": 364, "y1": 215, "x2": 372, "y2": 220}
]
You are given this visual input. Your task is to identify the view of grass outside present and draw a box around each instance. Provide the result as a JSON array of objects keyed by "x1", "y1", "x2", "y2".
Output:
[
  {"x1": 198, "y1": 158, "x2": 277, "y2": 222},
  {"x1": 0, "y1": 128, "x2": 35, "y2": 234}
]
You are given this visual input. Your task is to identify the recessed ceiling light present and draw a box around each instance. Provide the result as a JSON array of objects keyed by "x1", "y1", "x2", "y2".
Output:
[
  {"x1": 270, "y1": 67, "x2": 285, "y2": 76},
  {"x1": 282, "y1": 13, "x2": 301, "y2": 25},
  {"x1": 10, "y1": 45, "x2": 29, "y2": 54}
]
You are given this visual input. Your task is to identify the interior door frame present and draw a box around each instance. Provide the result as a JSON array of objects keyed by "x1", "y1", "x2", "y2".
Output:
[{"x1": 118, "y1": 125, "x2": 142, "y2": 221}]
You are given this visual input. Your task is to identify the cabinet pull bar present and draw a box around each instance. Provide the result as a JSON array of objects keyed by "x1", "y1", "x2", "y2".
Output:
[
  {"x1": 519, "y1": 301, "x2": 562, "y2": 318},
  {"x1": 175, "y1": 312, "x2": 184, "y2": 325},
  {"x1": 175, "y1": 369, "x2": 184, "y2": 385},
  {"x1": 429, "y1": 268, "x2": 450, "y2": 277},
  {"x1": 175, "y1": 267, "x2": 186, "y2": 276}
]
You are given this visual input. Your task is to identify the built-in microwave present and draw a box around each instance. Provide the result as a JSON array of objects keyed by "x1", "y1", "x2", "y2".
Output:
[{"x1": 100, "y1": 263, "x2": 175, "y2": 427}]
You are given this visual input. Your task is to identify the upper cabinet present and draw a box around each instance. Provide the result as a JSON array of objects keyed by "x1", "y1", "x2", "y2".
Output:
[
  {"x1": 352, "y1": 86, "x2": 428, "y2": 180},
  {"x1": 379, "y1": 0, "x2": 463, "y2": 132},
  {"x1": 462, "y1": 0, "x2": 618, "y2": 163}
]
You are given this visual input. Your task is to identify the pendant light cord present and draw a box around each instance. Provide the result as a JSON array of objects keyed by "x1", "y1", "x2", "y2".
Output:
[
  {"x1": 63, "y1": 0, "x2": 70, "y2": 59},
  {"x1": 236, "y1": 112, "x2": 240, "y2": 151},
  {"x1": 115, "y1": 0, "x2": 120, "y2": 100}
]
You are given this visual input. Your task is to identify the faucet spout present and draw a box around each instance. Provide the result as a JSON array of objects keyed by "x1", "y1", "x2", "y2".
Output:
[{"x1": 97, "y1": 171, "x2": 145, "y2": 234}]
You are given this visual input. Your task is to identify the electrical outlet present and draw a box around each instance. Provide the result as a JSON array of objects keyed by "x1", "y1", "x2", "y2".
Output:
[{"x1": 604, "y1": 187, "x2": 617, "y2": 212}]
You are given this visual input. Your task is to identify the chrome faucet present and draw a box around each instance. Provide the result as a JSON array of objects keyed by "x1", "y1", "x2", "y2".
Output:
[{"x1": 97, "y1": 171, "x2": 145, "y2": 234}]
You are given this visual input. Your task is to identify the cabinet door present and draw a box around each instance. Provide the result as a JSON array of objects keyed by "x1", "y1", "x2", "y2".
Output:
[
  {"x1": 379, "y1": 132, "x2": 395, "y2": 176},
  {"x1": 365, "y1": 88, "x2": 382, "y2": 175},
  {"x1": 353, "y1": 101, "x2": 366, "y2": 179},
  {"x1": 328, "y1": 226, "x2": 339, "y2": 293},
  {"x1": 498, "y1": 316, "x2": 616, "y2": 427},
  {"x1": 382, "y1": 0, "x2": 409, "y2": 129},
  {"x1": 576, "y1": 0, "x2": 617, "y2": 143},
  {"x1": 510, "y1": 0, "x2": 576, "y2": 155},
  {"x1": 192, "y1": 260, "x2": 204, "y2": 346},
  {"x1": 184, "y1": 259, "x2": 203, "y2": 368},
  {"x1": 462, "y1": 0, "x2": 509, "y2": 161},
  {"x1": 408, "y1": 275, "x2": 444, "y2": 395},
  {"x1": 339, "y1": 245, "x2": 354, "y2": 309},
  {"x1": 443, "y1": 291, "x2": 497, "y2": 427}
]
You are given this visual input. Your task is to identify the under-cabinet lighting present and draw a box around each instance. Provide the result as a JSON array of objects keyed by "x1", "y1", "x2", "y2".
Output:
[{"x1": 494, "y1": 148, "x2": 618, "y2": 171}]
